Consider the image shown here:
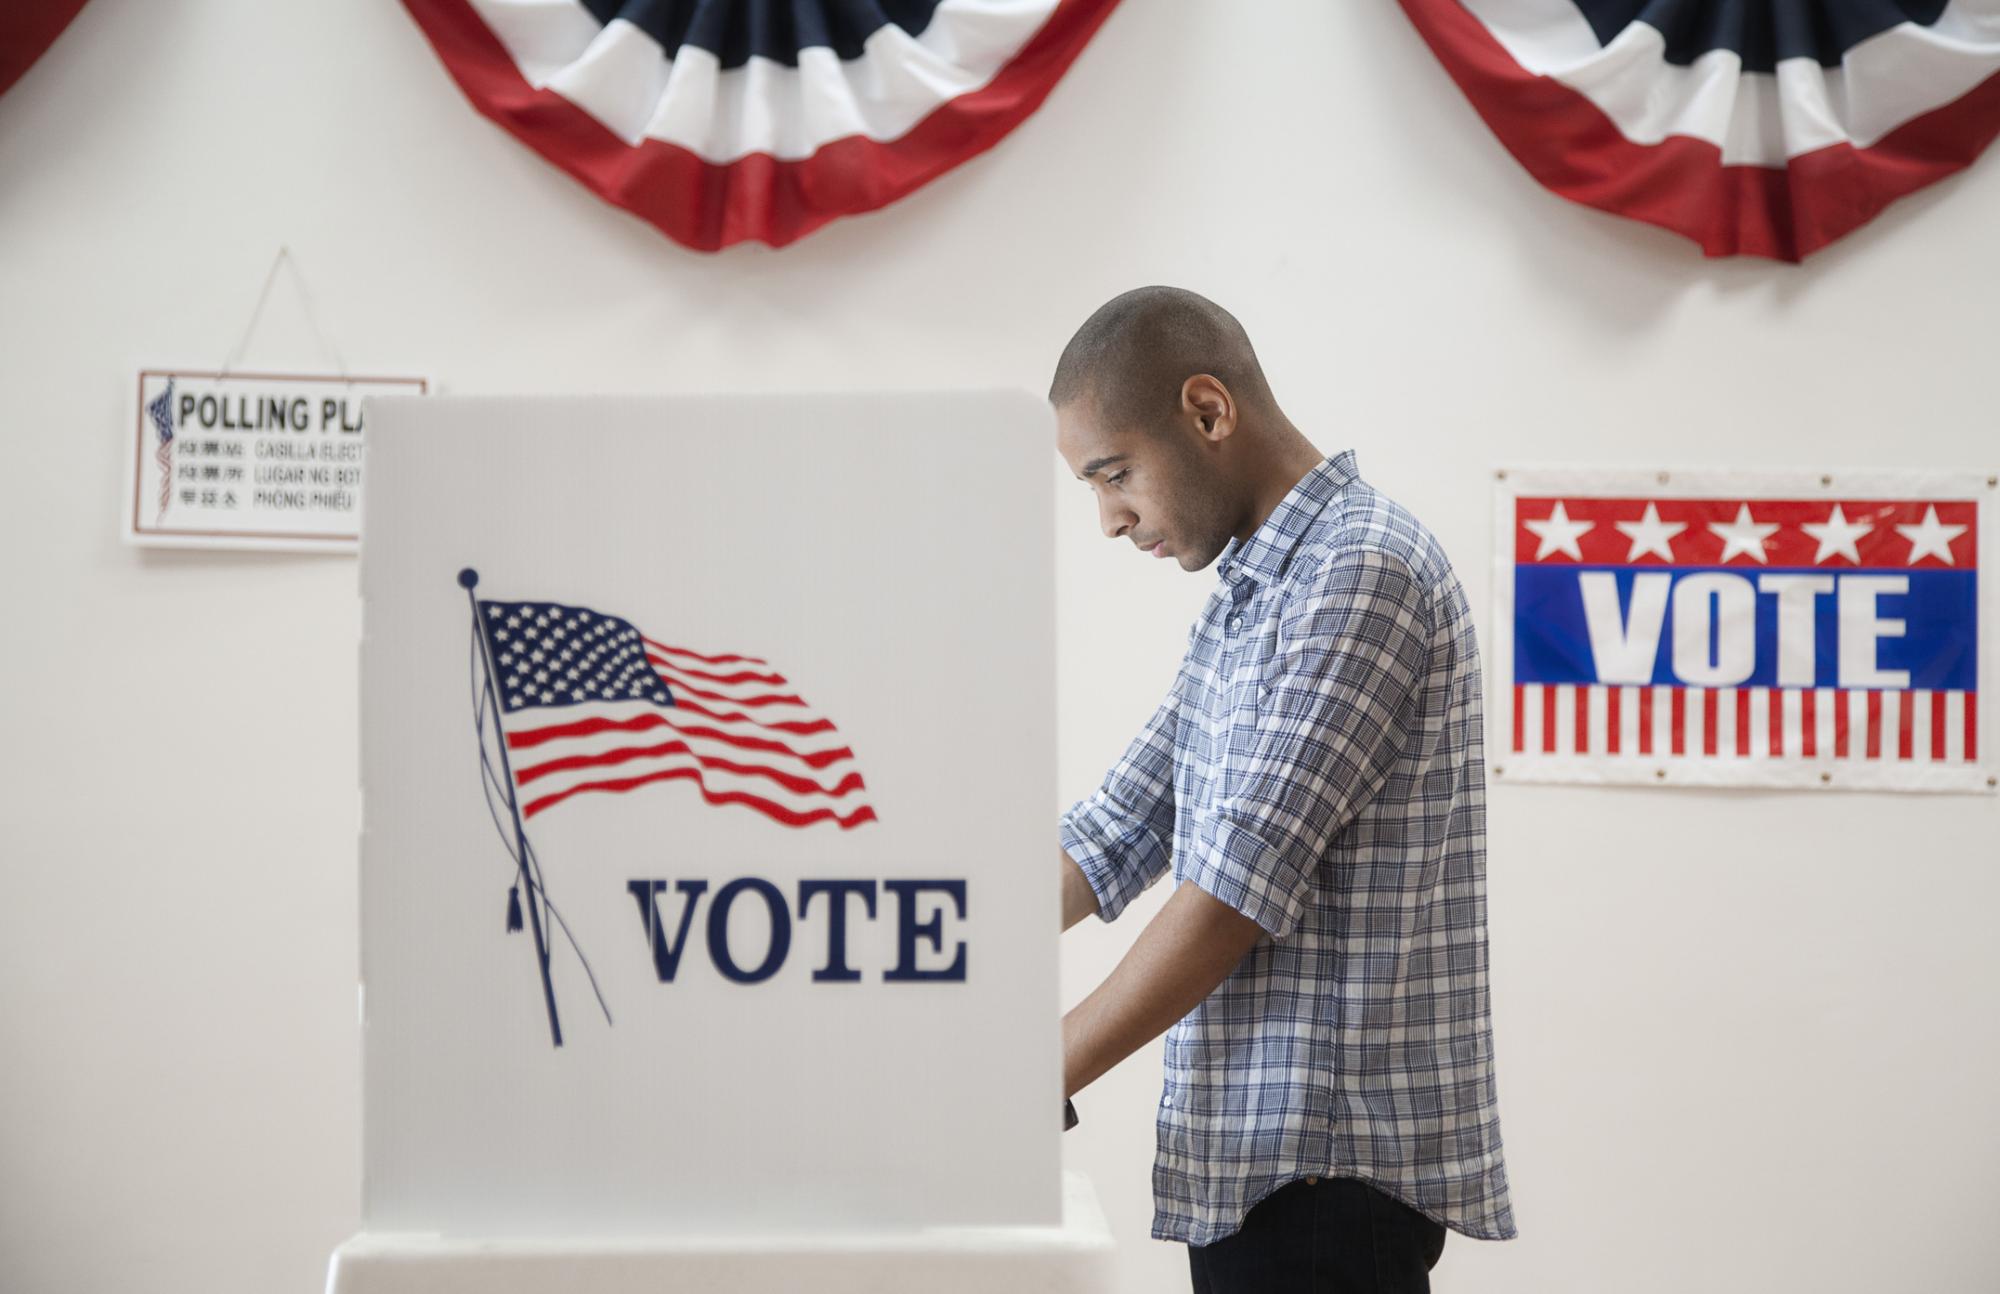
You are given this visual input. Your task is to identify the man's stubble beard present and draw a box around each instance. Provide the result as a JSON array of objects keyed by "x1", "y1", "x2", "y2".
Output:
[{"x1": 1168, "y1": 475, "x2": 1238, "y2": 571}]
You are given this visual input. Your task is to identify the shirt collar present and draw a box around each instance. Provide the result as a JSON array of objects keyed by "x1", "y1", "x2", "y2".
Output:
[{"x1": 1215, "y1": 449, "x2": 1358, "y2": 588}]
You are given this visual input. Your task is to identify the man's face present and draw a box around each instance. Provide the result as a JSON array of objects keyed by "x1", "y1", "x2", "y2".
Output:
[{"x1": 1054, "y1": 399, "x2": 1237, "y2": 572}]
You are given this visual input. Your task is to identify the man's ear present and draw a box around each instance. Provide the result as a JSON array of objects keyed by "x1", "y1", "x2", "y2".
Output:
[{"x1": 1181, "y1": 375, "x2": 1235, "y2": 443}]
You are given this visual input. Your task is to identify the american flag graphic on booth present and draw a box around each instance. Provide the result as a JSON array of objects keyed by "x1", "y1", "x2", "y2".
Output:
[
  {"x1": 458, "y1": 570, "x2": 878, "y2": 1047},
  {"x1": 478, "y1": 595, "x2": 877, "y2": 829},
  {"x1": 1495, "y1": 475, "x2": 1992, "y2": 793}
]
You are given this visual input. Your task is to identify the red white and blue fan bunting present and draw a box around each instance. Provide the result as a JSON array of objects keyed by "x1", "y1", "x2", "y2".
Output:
[
  {"x1": 401, "y1": 0, "x2": 1120, "y2": 251},
  {"x1": 1399, "y1": 0, "x2": 2000, "y2": 261},
  {"x1": 1, "y1": 1, "x2": 90, "y2": 99}
]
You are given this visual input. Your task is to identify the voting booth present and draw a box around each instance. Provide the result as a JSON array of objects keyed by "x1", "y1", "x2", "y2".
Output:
[{"x1": 324, "y1": 393, "x2": 1114, "y2": 1293}]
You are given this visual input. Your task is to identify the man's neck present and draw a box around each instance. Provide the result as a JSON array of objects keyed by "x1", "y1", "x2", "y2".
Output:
[{"x1": 1232, "y1": 433, "x2": 1326, "y2": 543}]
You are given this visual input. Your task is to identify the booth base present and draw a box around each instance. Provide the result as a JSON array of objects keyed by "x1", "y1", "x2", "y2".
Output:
[{"x1": 325, "y1": 1169, "x2": 1117, "y2": 1294}]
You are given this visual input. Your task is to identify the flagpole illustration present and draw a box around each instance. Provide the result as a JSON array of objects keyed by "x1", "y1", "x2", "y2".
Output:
[{"x1": 459, "y1": 567, "x2": 564, "y2": 1048}]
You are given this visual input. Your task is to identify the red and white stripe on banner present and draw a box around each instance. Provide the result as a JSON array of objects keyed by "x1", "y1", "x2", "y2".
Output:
[{"x1": 1511, "y1": 684, "x2": 1979, "y2": 772}]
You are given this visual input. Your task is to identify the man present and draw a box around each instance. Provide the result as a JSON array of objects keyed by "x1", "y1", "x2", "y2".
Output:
[{"x1": 1051, "y1": 286, "x2": 1517, "y2": 1293}]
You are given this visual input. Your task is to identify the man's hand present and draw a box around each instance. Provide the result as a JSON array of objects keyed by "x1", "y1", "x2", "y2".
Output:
[{"x1": 1060, "y1": 880, "x2": 1266, "y2": 1099}]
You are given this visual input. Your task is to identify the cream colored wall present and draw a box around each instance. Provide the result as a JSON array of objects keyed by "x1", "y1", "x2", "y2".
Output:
[{"x1": 3, "y1": 2, "x2": 1996, "y2": 1292}]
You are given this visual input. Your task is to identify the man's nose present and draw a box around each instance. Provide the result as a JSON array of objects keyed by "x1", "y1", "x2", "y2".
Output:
[{"x1": 1098, "y1": 495, "x2": 1135, "y2": 540}]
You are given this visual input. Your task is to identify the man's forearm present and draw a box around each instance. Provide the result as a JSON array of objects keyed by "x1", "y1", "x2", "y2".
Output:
[
  {"x1": 1060, "y1": 880, "x2": 1265, "y2": 1098},
  {"x1": 1059, "y1": 848, "x2": 1100, "y2": 931}
]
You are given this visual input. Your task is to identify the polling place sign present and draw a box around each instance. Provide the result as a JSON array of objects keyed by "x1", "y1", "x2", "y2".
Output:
[
  {"x1": 125, "y1": 369, "x2": 426, "y2": 551},
  {"x1": 358, "y1": 392, "x2": 1059, "y2": 1237},
  {"x1": 1494, "y1": 469, "x2": 1994, "y2": 792}
]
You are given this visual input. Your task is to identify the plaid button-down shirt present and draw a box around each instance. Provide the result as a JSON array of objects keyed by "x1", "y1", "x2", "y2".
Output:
[{"x1": 1059, "y1": 450, "x2": 1517, "y2": 1247}]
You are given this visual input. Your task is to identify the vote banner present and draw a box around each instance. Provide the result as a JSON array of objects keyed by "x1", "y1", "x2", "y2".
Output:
[
  {"x1": 125, "y1": 369, "x2": 426, "y2": 551},
  {"x1": 1493, "y1": 469, "x2": 1994, "y2": 793},
  {"x1": 359, "y1": 392, "x2": 1058, "y2": 1238}
]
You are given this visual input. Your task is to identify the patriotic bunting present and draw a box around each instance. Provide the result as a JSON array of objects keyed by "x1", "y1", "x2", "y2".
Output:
[
  {"x1": 1399, "y1": 0, "x2": 2000, "y2": 261},
  {"x1": 399, "y1": 0, "x2": 1121, "y2": 251},
  {"x1": 2, "y1": 1, "x2": 90, "y2": 99}
]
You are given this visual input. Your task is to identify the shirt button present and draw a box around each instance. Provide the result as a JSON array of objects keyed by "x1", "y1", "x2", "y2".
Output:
[
  {"x1": 1226, "y1": 615, "x2": 1243, "y2": 632},
  {"x1": 1163, "y1": 1093, "x2": 1173, "y2": 1106}
]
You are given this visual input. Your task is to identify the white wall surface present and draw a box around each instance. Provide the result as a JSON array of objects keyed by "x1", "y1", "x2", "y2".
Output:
[{"x1": 2, "y1": 2, "x2": 1996, "y2": 1292}]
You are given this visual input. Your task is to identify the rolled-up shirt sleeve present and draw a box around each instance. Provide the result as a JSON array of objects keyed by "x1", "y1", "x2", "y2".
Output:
[
  {"x1": 1180, "y1": 548, "x2": 1435, "y2": 942},
  {"x1": 1058, "y1": 677, "x2": 1180, "y2": 924}
]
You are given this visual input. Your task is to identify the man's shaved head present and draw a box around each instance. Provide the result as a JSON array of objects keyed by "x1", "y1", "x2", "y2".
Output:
[
  {"x1": 1048, "y1": 285, "x2": 1321, "y2": 573},
  {"x1": 1047, "y1": 285, "x2": 1277, "y2": 432}
]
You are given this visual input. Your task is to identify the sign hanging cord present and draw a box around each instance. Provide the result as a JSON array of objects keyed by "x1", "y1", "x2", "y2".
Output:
[{"x1": 216, "y1": 245, "x2": 352, "y2": 382}]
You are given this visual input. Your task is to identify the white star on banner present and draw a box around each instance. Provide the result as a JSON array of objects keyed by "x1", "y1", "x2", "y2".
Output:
[
  {"x1": 1895, "y1": 505, "x2": 1968, "y2": 565},
  {"x1": 1800, "y1": 503, "x2": 1873, "y2": 564},
  {"x1": 1524, "y1": 500, "x2": 1594, "y2": 561},
  {"x1": 1614, "y1": 502, "x2": 1686, "y2": 562},
  {"x1": 1709, "y1": 504, "x2": 1780, "y2": 563}
]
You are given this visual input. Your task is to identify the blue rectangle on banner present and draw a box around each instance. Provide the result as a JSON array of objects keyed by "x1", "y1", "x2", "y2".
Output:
[{"x1": 1514, "y1": 566, "x2": 1977, "y2": 692}]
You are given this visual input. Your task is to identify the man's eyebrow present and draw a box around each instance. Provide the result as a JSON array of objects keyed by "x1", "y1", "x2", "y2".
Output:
[{"x1": 1079, "y1": 454, "x2": 1130, "y2": 480}]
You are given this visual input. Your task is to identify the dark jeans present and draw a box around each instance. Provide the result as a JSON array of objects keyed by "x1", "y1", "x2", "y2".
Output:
[{"x1": 1187, "y1": 1175, "x2": 1447, "y2": 1293}]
